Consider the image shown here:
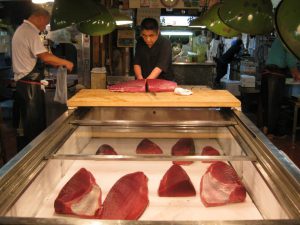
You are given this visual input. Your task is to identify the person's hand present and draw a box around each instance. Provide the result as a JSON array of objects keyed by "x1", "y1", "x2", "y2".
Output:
[
  {"x1": 293, "y1": 74, "x2": 300, "y2": 82},
  {"x1": 290, "y1": 68, "x2": 300, "y2": 82},
  {"x1": 65, "y1": 61, "x2": 74, "y2": 73}
]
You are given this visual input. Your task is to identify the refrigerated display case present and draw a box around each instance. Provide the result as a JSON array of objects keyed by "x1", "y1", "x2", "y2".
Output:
[{"x1": 0, "y1": 88, "x2": 299, "y2": 225}]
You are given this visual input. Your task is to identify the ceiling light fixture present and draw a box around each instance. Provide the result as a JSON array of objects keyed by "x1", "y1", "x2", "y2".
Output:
[
  {"x1": 188, "y1": 18, "x2": 206, "y2": 28},
  {"x1": 189, "y1": 3, "x2": 239, "y2": 38},
  {"x1": 275, "y1": 0, "x2": 300, "y2": 59},
  {"x1": 50, "y1": 0, "x2": 115, "y2": 35},
  {"x1": 76, "y1": 4, "x2": 116, "y2": 36},
  {"x1": 218, "y1": 0, "x2": 273, "y2": 35}
]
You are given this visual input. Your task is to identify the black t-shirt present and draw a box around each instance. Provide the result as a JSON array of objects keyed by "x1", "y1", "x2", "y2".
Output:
[
  {"x1": 134, "y1": 35, "x2": 174, "y2": 80},
  {"x1": 220, "y1": 44, "x2": 242, "y2": 64}
]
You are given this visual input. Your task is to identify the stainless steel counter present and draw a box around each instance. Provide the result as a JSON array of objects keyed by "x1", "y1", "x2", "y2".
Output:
[{"x1": 0, "y1": 106, "x2": 299, "y2": 224}]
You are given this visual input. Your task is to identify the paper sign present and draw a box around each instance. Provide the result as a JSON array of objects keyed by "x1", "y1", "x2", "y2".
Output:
[
  {"x1": 136, "y1": 8, "x2": 161, "y2": 25},
  {"x1": 117, "y1": 29, "x2": 135, "y2": 47}
]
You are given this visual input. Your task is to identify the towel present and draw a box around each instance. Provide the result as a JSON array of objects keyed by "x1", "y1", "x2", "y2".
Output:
[{"x1": 54, "y1": 66, "x2": 68, "y2": 104}]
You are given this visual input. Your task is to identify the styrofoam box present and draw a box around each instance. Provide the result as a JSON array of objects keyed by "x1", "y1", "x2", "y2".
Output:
[
  {"x1": 221, "y1": 79, "x2": 241, "y2": 96},
  {"x1": 240, "y1": 75, "x2": 256, "y2": 87}
]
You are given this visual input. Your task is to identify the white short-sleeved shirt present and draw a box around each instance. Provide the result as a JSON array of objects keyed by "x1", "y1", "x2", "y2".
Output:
[{"x1": 12, "y1": 20, "x2": 47, "y2": 81}]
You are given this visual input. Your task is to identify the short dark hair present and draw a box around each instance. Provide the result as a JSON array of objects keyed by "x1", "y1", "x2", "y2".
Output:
[
  {"x1": 141, "y1": 18, "x2": 159, "y2": 32},
  {"x1": 30, "y1": 6, "x2": 50, "y2": 18},
  {"x1": 236, "y1": 39, "x2": 243, "y2": 46}
]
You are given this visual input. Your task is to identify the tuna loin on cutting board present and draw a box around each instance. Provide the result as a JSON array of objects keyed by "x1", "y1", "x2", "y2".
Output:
[
  {"x1": 100, "y1": 172, "x2": 149, "y2": 220},
  {"x1": 201, "y1": 146, "x2": 220, "y2": 163},
  {"x1": 147, "y1": 79, "x2": 177, "y2": 92},
  {"x1": 136, "y1": 138, "x2": 163, "y2": 154},
  {"x1": 171, "y1": 138, "x2": 195, "y2": 165},
  {"x1": 96, "y1": 144, "x2": 118, "y2": 155},
  {"x1": 108, "y1": 79, "x2": 146, "y2": 92},
  {"x1": 158, "y1": 164, "x2": 196, "y2": 197},
  {"x1": 200, "y1": 161, "x2": 246, "y2": 207},
  {"x1": 54, "y1": 168, "x2": 102, "y2": 218}
]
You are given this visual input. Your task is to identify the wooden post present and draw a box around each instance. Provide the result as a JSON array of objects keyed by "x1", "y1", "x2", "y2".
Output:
[{"x1": 92, "y1": 36, "x2": 100, "y2": 67}]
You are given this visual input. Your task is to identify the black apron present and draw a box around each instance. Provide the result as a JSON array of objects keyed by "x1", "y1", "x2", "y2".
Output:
[{"x1": 14, "y1": 59, "x2": 46, "y2": 146}]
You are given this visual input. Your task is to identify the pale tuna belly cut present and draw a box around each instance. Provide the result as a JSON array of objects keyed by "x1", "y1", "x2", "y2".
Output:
[
  {"x1": 171, "y1": 138, "x2": 195, "y2": 165},
  {"x1": 147, "y1": 79, "x2": 177, "y2": 92},
  {"x1": 96, "y1": 144, "x2": 118, "y2": 155},
  {"x1": 158, "y1": 164, "x2": 196, "y2": 197},
  {"x1": 200, "y1": 161, "x2": 246, "y2": 207},
  {"x1": 108, "y1": 79, "x2": 146, "y2": 92},
  {"x1": 100, "y1": 172, "x2": 149, "y2": 220},
  {"x1": 201, "y1": 146, "x2": 220, "y2": 163},
  {"x1": 136, "y1": 138, "x2": 163, "y2": 154},
  {"x1": 54, "y1": 168, "x2": 102, "y2": 218}
]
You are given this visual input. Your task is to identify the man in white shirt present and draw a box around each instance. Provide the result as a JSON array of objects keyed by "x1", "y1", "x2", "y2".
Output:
[{"x1": 12, "y1": 7, "x2": 74, "y2": 147}]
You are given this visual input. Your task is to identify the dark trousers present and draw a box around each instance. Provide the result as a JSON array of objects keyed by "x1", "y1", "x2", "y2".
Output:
[
  {"x1": 215, "y1": 59, "x2": 228, "y2": 83},
  {"x1": 261, "y1": 72, "x2": 285, "y2": 135},
  {"x1": 15, "y1": 74, "x2": 46, "y2": 146}
]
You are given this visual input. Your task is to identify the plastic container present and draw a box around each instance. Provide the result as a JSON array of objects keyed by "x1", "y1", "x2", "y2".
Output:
[{"x1": 91, "y1": 67, "x2": 106, "y2": 89}]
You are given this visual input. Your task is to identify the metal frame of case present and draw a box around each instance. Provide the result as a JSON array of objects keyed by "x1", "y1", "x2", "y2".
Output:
[{"x1": 0, "y1": 107, "x2": 299, "y2": 225}]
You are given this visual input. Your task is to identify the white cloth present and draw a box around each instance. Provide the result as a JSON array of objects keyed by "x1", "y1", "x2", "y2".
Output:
[
  {"x1": 174, "y1": 87, "x2": 193, "y2": 96},
  {"x1": 209, "y1": 39, "x2": 220, "y2": 58},
  {"x1": 54, "y1": 66, "x2": 68, "y2": 104},
  {"x1": 40, "y1": 80, "x2": 49, "y2": 93},
  {"x1": 12, "y1": 20, "x2": 47, "y2": 81}
]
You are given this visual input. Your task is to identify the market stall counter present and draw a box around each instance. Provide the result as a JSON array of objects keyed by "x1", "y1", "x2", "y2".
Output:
[{"x1": 0, "y1": 87, "x2": 299, "y2": 225}]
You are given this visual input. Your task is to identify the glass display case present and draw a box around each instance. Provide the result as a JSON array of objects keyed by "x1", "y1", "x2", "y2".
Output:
[{"x1": 0, "y1": 101, "x2": 300, "y2": 224}]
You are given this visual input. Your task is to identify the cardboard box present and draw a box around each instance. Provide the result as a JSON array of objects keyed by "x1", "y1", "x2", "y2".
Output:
[{"x1": 240, "y1": 74, "x2": 256, "y2": 87}]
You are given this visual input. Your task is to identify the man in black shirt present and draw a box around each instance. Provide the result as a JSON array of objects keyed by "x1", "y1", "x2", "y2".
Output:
[
  {"x1": 213, "y1": 39, "x2": 244, "y2": 88},
  {"x1": 134, "y1": 18, "x2": 174, "y2": 80}
]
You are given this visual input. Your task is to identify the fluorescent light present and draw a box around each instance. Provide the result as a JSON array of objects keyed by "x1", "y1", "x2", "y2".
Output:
[
  {"x1": 161, "y1": 31, "x2": 193, "y2": 36},
  {"x1": 160, "y1": 16, "x2": 197, "y2": 26},
  {"x1": 188, "y1": 25, "x2": 206, "y2": 28},
  {"x1": 109, "y1": 8, "x2": 132, "y2": 26},
  {"x1": 116, "y1": 20, "x2": 133, "y2": 26},
  {"x1": 32, "y1": 0, "x2": 54, "y2": 4}
]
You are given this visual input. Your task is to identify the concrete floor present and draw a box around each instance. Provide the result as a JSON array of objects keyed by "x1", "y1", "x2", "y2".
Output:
[{"x1": 270, "y1": 135, "x2": 300, "y2": 169}]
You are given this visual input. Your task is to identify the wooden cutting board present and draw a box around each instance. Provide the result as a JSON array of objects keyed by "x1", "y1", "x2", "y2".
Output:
[{"x1": 67, "y1": 89, "x2": 240, "y2": 108}]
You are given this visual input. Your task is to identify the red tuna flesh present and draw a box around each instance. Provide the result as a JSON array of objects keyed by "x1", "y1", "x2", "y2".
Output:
[
  {"x1": 171, "y1": 138, "x2": 195, "y2": 165},
  {"x1": 136, "y1": 138, "x2": 163, "y2": 154},
  {"x1": 96, "y1": 144, "x2": 118, "y2": 155},
  {"x1": 200, "y1": 161, "x2": 246, "y2": 207},
  {"x1": 201, "y1": 146, "x2": 220, "y2": 163},
  {"x1": 100, "y1": 172, "x2": 149, "y2": 220},
  {"x1": 108, "y1": 79, "x2": 146, "y2": 92},
  {"x1": 54, "y1": 168, "x2": 102, "y2": 218},
  {"x1": 158, "y1": 164, "x2": 196, "y2": 197},
  {"x1": 147, "y1": 79, "x2": 177, "y2": 92}
]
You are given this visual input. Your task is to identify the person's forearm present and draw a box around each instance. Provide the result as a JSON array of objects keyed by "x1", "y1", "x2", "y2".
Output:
[
  {"x1": 147, "y1": 67, "x2": 162, "y2": 79},
  {"x1": 290, "y1": 67, "x2": 300, "y2": 81},
  {"x1": 38, "y1": 52, "x2": 73, "y2": 72},
  {"x1": 134, "y1": 65, "x2": 144, "y2": 79}
]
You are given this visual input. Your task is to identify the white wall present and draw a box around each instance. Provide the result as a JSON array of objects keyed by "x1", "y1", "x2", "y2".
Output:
[{"x1": 271, "y1": 0, "x2": 281, "y2": 8}]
